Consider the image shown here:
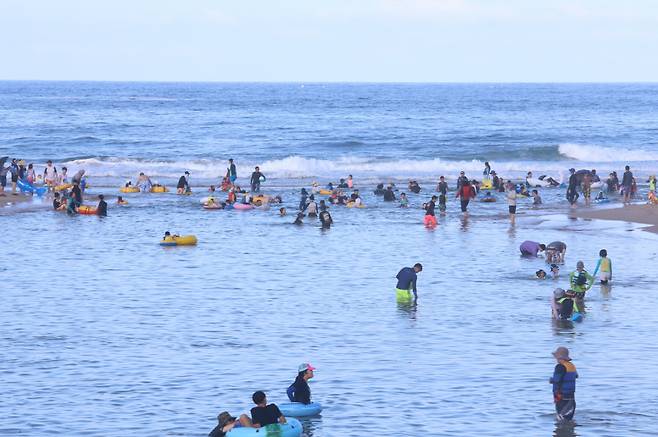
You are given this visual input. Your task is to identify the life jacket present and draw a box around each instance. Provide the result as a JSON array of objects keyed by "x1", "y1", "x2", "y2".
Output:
[
  {"x1": 557, "y1": 297, "x2": 576, "y2": 318},
  {"x1": 553, "y1": 360, "x2": 578, "y2": 397}
]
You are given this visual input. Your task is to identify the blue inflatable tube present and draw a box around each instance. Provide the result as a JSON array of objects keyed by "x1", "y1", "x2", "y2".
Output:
[
  {"x1": 227, "y1": 418, "x2": 302, "y2": 437},
  {"x1": 572, "y1": 312, "x2": 583, "y2": 322},
  {"x1": 17, "y1": 179, "x2": 47, "y2": 196},
  {"x1": 278, "y1": 402, "x2": 322, "y2": 417}
]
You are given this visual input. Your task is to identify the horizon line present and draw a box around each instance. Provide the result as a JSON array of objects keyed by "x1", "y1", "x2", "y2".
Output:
[{"x1": 1, "y1": 79, "x2": 657, "y2": 85}]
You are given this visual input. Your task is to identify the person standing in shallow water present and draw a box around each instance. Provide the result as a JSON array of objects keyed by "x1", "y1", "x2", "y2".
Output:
[
  {"x1": 395, "y1": 263, "x2": 423, "y2": 301},
  {"x1": 549, "y1": 347, "x2": 578, "y2": 422}
]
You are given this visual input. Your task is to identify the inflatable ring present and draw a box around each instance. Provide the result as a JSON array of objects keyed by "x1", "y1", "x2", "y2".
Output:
[
  {"x1": 250, "y1": 195, "x2": 270, "y2": 206},
  {"x1": 227, "y1": 418, "x2": 302, "y2": 437},
  {"x1": 278, "y1": 402, "x2": 322, "y2": 417},
  {"x1": 120, "y1": 186, "x2": 140, "y2": 193},
  {"x1": 160, "y1": 235, "x2": 198, "y2": 246},
  {"x1": 55, "y1": 183, "x2": 73, "y2": 192},
  {"x1": 233, "y1": 203, "x2": 254, "y2": 210},
  {"x1": 150, "y1": 186, "x2": 168, "y2": 193},
  {"x1": 77, "y1": 205, "x2": 98, "y2": 215},
  {"x1": 318, "y1": 189, "x2": 333, "y2": 195},
  {"x1": 346, "y1": 202, "x2": 365, "y2": 208},
  {"x1": 481, "y1": 198, "x2": 497, "y2": 202}
]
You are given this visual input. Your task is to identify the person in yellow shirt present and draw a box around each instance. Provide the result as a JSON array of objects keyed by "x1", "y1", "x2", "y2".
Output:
[{"x1": 592, "y1": 249, "x2": 612, "y2": 285}]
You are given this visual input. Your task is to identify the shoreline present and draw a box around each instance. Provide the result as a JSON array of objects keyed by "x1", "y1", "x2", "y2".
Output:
[{"x1": 571, "y1": 203, "x2": 658, "y2": 234}]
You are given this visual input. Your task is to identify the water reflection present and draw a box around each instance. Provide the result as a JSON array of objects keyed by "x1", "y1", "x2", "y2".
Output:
[
  {"x1": 396, "y1": 297, "x2": 418, "y2": 320},
  {"x1": 553, "y1": 419, "x2": 579, "y2": 437}
]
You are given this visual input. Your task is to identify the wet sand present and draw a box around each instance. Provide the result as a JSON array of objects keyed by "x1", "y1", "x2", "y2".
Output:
[
  {"x1": 0, "y1": 192, "x2": 36, "y2": 207},
  {"x1": 572, "y1": 203, "x2": 658, "y2": 233}
]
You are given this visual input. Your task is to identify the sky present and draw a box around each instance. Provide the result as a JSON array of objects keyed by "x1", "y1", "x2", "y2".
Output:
[{"x1": 1, "y1": 0, "x2": 657, "y2": 82}]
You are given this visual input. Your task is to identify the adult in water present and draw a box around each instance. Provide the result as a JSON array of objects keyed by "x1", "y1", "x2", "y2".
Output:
[
  {"x1": 226, "y1": 158, "x2": 237, "y2": 184},
  {"x1": 519, "y1": 241, "x2": 546, "y2": 257},
  {"x1": 549, "y1": 347, "x2": 578, "y2": 422},
  {"x1": 208, "y1": 411, "x2": 253, "y2": 437},
  {"x1": 566, "y1": 168, "x2": 579, "y2": 207},
  {"x1": 287, "y1": 363, "x2": 316, "y2": 404},
  {"x1": 319, "y1": 204, "x2": 333, "y2": 229},
  {"x1": 423, "y1": 195, "x2": 437, "y2": 227},
  {"x1": 395, "y1": 263, "x2": 423, "y2": 301},
  {"x1": 250, "y1": 166, "x2": 266, "y2": 193},
  {"x1": 177, "y1": 171, "x2": 191, "y2": 194},
  {"x1": 250, "y1": 391, "x2": 286, "y2": 428}
]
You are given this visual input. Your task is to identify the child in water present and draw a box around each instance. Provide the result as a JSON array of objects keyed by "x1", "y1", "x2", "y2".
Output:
[
  {"x1": 399, "y1": 193, "x2": 409, "y2": 208},
  {"x1": 438, "y1": 194, "x2": 447, "y2": 214},
  {"x1": 592, "y1": 249, "x2": 612, "y2": 284},
  {"x1": 532, "y1": 190, "x2": 542, "y2": 205},
  {"x1": 117, "y1": 196, "x2": 128, "y2": 205}
]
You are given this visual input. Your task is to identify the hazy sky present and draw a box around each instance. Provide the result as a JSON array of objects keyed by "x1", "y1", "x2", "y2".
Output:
[{"x1": 2, "y1": 0, "x2": 657, "y2": 82}]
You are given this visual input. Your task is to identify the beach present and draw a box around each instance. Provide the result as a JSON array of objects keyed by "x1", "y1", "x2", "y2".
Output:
[
  {"x1": 572, "y1": 203, "x2": 658, "y2": 233},
  {"x1": 2, "y1": 82, "x2": 658, "y2": 437}
]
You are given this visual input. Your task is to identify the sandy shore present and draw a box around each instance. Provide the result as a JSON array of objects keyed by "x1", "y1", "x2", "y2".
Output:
[
  {"x1": 0, "y1": 192, "x2": 37, "y2": 207},
  {"x1": 572, "y1": 203, "x2": 658, "y2": 233}
]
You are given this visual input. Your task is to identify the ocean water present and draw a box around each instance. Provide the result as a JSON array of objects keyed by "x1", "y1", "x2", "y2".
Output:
[{"x1": 2, "y1": 82, "x2": 658, "y2": 437}]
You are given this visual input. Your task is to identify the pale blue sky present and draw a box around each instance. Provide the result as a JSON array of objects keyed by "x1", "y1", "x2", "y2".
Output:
[{"x1": 1, "y1": 0, "x2": 657, "y2": 82}]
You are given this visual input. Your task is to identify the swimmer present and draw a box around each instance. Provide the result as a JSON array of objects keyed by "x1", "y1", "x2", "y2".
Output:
[
  {"x1": 250, "y1": 391, "x2": 286, "y2": 428},
  {"x1": 347, "y1": 174, "x2": 354, "y2": 189},
  {"x1": 52, "y1": 192, "x2": 66, "y2": 211},
  {"x1": 481, "y1": 191, "x2": 495, "y2": 202},
  {"x1": 592, "y1": 249, "x2": 612, "y2": 284},
  {"x1": 519, "y1": 241, "x2": 546, "y2": 257},
  {"x1": 550, "y1": 264, "x2": 560, "y2": 279},
  {"x1": 96, "y1": 194, "x2": 107, "y2": 216},
  {"x1": 569, "y1": 261, "x2": 594, "y2": 294},
  {"x1": 319, "y1": 205, "x2": 333, "y2": 229},
  {"x1": 383, "y1": 185, "x2": 396, "y2": 201},
  {"x1": 532, "y1": 190, "x2": 542, "y2": 205},
  {"x1": 374, "y1": 183, "x2": 385, "y2": 196},
  {"x1": 395, "y1": 263, "x2": 423, "y2": 301},
  {"x1": 177, "y1": 171, "x2": 191, "y2": 194},
  {"x1": 546, "y1": 241, "x2": 567, "y2": 263},
  {"x1": 423, "y1": 195, "x2": 438, "y2": 227},
  {"x1": 399, "y1": 192, "x2": 409, "y2": 208},
  {"x1": 536, "y1": 269, "x2": 547, "y2": 279},
  {"x1": 208, "y1": 411, "x2": 253, "y2": 437},
  {"x1": 408, "y1": 180, "x2": 421, "y2": 194},
  {"x1": 117, "y1": 196, "x2": 128, "y2": 205},
  {"x1": 279, "y1": 207, "x2": 287, "y2": 216},
  {"x1": 287, "y1": 363, "x2": 316, "y2": 405},
  {"x1": 293, "y1": 212, "x2": 304, "y2": 225}
]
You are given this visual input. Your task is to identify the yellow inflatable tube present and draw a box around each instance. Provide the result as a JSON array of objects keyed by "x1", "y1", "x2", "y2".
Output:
[
  {"x1": 55, "y1": 183, "x2": 73, "y2": 192},
  {"x1": 160, "y1": 235, "x2": 198, "y2": 246},
  {"x1": 251, "y1": 195, "x2": 270, "y2": 205},
  {"x1": 150, "y1": 186, "x2": 168, "y2": 193},
  {"x1": 346, "y1": 202, "x2": 366, "y2": 208},
  {"x1": 318, "y1": 189, "x2": 333, "y2": 195},
  {"x1": 120, "y1": 186, "x2": 140, "y2": 193}
]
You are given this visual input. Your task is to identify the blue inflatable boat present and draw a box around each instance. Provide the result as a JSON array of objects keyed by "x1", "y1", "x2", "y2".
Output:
[
  {"x1": 227, "y1": 418, "x2": 302, "y2": 437},
  {"x1": 17, "y1": 179, "x2": 47, "y2": 196},
  {"x1": 278, "y1": 402, "x2": 322, "y2": 417}
]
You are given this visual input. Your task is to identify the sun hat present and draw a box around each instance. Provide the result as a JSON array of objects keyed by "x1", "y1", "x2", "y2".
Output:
[
  {"x1": 218, "y1": 411, "x2": 236, "y2": 426},
  {"x1": 552, "y1": 346, "x2": 571, "y2": 361},
  {"x1": 298, "y1": 363, "x2": 316, "y2": 372}
]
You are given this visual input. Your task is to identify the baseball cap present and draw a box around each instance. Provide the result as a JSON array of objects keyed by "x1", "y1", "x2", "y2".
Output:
[{"x1": 298, "y1": 363, "x2": 316, "y2": 372}]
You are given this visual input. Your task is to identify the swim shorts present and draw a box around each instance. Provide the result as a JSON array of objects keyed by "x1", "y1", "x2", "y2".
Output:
[
  {"x1": 508, "y1": 205, "x2": 517, "y2": 214},
  {"x1": 396, "y1": 288, "x2": 412, "y2": 301},
  {"x1": 555, "y1": 398, "x2": 576, "y2": 421},
  {"x1": 423, "y1": 214, "x2": 437, "y2": 226}
]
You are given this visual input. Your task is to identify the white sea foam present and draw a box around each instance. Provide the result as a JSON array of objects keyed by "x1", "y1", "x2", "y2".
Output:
[
  {"x1": 58, "y1": 153, "x2": 657, "y2": 183},
  {"x1": 558, "y1": 143, "x2": 658, "y2": 163}
]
